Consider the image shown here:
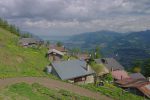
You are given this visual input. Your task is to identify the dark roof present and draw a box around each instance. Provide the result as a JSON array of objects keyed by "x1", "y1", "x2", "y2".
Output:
[
  {"x1": 119, "y1": 79, "x2": 148, "y2": 88},
  {"x1": 19, "y1": 38, "x2": 40, "y2": 44},
  {"x1": 51, "y1": 60, "x2": 95, "y2": 80},
  {"x1": 95, "y1": 58, "x2": 124, "y2": 71},
  {"x1": 116, "y1": 78, "x2": 150, "y2": 98},
  {"x1": 130, "y1": 73, "x2": 146, "y2": 80},
  {"x1": 139, "y1": 83, "x2": 150, "y2": 98}
]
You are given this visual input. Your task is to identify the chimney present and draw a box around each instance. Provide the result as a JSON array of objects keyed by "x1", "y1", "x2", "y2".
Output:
[
  {"x1": 101, "y1": 59, "x2": 107, "y2": 64},
  {"x1": 121, "y1": 75, "x2": 123, "y2": 80},
  {"x1": 111, "y1": 67, "x2": 113, "y2": 72},
  {"x1": 85, "y1": 63, "x2": 89, "y2": 71}
]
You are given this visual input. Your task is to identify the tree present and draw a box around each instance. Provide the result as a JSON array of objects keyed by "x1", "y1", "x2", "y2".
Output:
[
  {"x1": 0, "y1": 17, "x2": 20, "y2": 36},
  {"x1": 56, "y1": 41, "x2": 62, "y2": 47},
  {"x1": 132, "y1": 66, "x2": 141, "y2": 73},
  {"x1": 103, "y1": 73, "x2": 113, "y2": 82},
  {"x1": 95, "y1": 46, "x2": 101, "y2": 59},
  {"x1": 89, "y1": 61, "x2": 105, "y2": 85},
  {"x1": 143, "y1": 59, "x2": 150, "y2": 77},
  {"x1": 130, "y1": 60, "x2": 143, "y2": 73},
  {"x1": 21, "y1": 33, "x2": 32, "y2": 38},
  {"x1": 89, "y1": 46, "x2": 101, "y2": 60},
  {"x1": 46, "y1": 40, "x2": 50, "y2": 48},
  {"x1": 71, "y1": 48, "x2": 81, "y2": 56}
]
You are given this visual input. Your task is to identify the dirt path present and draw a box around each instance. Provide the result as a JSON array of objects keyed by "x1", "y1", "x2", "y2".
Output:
[{"x1": 0, "y1": 77, "x2": 112, "y2": 100}]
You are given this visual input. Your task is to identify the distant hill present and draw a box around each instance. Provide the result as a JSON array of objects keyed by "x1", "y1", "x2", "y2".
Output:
[
  {"x1": 69, "y1": 31, "x2": 123, "y2": 50},
  {"x1": 109, "y1": 30, "x2": 150, "y2": 68},
  {"x1": 110, "y1": 30, "x2": 150, "y2": 50},
  {"x1": 68, "y1": 30, "x2": 150, "y2": 68}
]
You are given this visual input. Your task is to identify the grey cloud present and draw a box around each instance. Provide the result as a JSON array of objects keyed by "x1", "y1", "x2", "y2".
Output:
[
  {"x1": 0, "y1": 0, "x2": 150, "y2": 35},
  {"x1": 2, "y1": 0, "x2": 150, "y2": 20}
]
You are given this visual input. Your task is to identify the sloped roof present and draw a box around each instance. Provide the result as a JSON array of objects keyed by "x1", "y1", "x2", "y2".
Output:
[
  {"x1": 48, "y1": 49, "x2": 64, "y2": 56},
  {"x1": 111, "y1": 70, "x2": 130, "y2": 80},
  {"x1": 95, "y1": 58, "x2": 124, "y2": 71},
  {"x1": 130, "y1": 73, "x2": 146, "y2": 80},
  {"x1": 116, "y1": 78, "x2": 134, "y2": 85},
  {"x1": 51, "y1": 60, "x2": 95, "y2": 80},
  {"x1": 49, "y1": 45, "x2": 67, "y2": 52},
  {"x1": 138, "y1": 83, "x2": 150, "y2": 98},
  {"x1": 116, "y1": 78, "x2": 150, "y2": 98}
]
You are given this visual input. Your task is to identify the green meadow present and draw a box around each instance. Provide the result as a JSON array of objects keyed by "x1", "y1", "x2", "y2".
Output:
[
  {"x1": 0, "y1": 28, "x2": 50, "y2": 78},
  {"x1": 0, "y1": 82, "x2": 93, "y2": 100}
]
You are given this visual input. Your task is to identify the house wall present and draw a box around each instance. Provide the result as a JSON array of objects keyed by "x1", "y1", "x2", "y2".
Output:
[
  {"x1": 85, "y1": 74, "x2": 95, "y2": 83},
  {"x1": 70, "y1": 74, "x2": 94, "y2": 84},
  {"x1": 48, "y1": 54, "x2": 62, "y2": 61},
  {"x1": 51, "y1": 67, "x2": 60, "y2": 79}
]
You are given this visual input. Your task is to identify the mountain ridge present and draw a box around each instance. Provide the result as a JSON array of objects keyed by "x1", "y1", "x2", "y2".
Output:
[{"x1": 68, "y1": 30, "x2": 150, "y2": 68}]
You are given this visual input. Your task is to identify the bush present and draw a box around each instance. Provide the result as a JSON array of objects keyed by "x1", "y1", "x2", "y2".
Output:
[{"x1": 103, "y1": 73, "x2": 113, "y2": 82}]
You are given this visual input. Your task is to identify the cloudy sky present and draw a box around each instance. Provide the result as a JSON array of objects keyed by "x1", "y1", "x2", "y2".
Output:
[{"x1": 0, "y1": 0, "x2": 150, "y2": 36}]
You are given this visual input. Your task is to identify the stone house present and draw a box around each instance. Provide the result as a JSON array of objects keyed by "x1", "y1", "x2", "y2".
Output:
[
  {"x1": 19, "y1": 38, "x2": 43, "y2": 47},
  {"x1": 47, "y1": 49, "x2": 64, "y2": 61},
  {"x1": 49, "y1": 60, "x2": 95, "y2": 84},
  {"x1": 49, "y1": 45, "x2": 67, "y2": 54}
]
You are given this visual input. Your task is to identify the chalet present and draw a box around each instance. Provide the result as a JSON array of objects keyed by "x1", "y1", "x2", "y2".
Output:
[
  {"x1": 95, "y1": 58, "x2": 129, "y2": 80},
  {"x1": 49, "y1": 45, "x2": 67, "y2": 54},
  {"x1": 130, "y1": 73, "x2": 146, "y2": 80},
  {"x1": 19, "y1": 38, "x2": 42, "y2": 47},
  {"x1": 50, "y1": 60, "x2": 95, "y2": 84},
  {"x1": 95, "y1": 58, "x2": 150, "y2": 98},
  {"x1": 116, "y1": 78, "x2": 150, "y2": 98},
  {"x1": 47, "y1": 49, "x2": 64, "y2": 61}
]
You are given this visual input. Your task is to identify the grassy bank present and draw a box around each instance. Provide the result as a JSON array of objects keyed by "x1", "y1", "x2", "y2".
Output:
[
  {"x1": 0, "y1": 28, "x2": 51, "y2": 78},
  {"x1": 0, "y1": 82, "x2": 93, "y2": 100},
  {"x1": 81, "y1": 83, "x2": 148, "y2": 100}
]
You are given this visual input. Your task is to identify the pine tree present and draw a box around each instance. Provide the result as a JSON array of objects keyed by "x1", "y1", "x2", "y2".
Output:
[
  {"x1": 0, "y1": 17, "x2": 20, "y2": 36},
  {"x1": 143, "y1": 59, "x2": 150, "y2": 77}
]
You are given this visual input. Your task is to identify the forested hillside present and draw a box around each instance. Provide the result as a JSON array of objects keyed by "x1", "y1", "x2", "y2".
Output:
[{"x1": 69, "y1": 30, "x2": 150, "y2": 69}]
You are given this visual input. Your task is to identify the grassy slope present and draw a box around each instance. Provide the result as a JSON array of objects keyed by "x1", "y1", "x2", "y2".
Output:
[
  {"x1": 82, "y1": 83, "x2": 148, "y2": 100},
  {"x1": 0, "y1": 83, "x2": 93, "y2": 100},
  {"x1": 0, "y1": 28, "x2": 50, "y2": 78}
]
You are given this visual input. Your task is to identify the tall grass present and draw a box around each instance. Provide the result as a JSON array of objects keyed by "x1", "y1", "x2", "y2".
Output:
[{"x1": 0, "y1": 28, "x2": 50, "y2": 78}]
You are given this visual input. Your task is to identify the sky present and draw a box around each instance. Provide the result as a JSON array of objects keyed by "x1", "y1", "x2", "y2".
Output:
[{"x1": 0, "y1": 0, "x2": 150, "y2": 36}]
